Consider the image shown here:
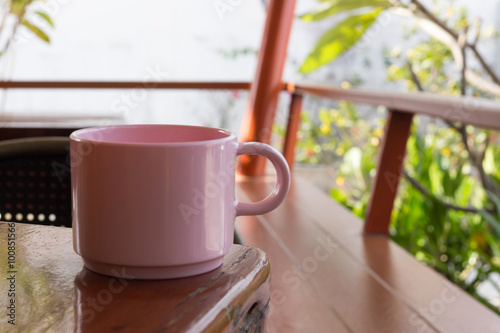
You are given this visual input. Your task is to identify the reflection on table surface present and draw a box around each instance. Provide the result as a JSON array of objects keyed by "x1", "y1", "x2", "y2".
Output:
[{"x1": 0, "y1": 222, "x2": 270, "y2": 332}]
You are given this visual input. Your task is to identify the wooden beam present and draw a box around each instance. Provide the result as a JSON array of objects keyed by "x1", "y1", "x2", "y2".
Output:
[
  {"x1": 364, "y1": 110, "x2": 414, "y2": 235},
  {"x1": 238, "y1": 0, "x2": 296, "y2": 176},
  {"x1": 282, "y1": 93, "x2": 303, "y2": 172},
  {"x1": 1, "y1": 81, "x2": 499, "y2": 130},
  {"x1": 293, "y1": 82, "x2": 500, "y2": 131},
  {"x1": 0, "y1": 81, "x2": 253, "y2": 90}
]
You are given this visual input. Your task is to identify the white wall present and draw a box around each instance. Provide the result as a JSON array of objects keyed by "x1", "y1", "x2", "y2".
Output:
[
  {"x1": 1, "y1": 0, "x2": 499, "y2": 131},
  {"x1": 0, "y1": 0, "x2": 266, "y2": 131}
]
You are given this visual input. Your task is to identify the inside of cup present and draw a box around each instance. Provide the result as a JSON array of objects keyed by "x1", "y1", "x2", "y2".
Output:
[{"x1": 73, "y1": 125, "x2": 232, "y2": 144}]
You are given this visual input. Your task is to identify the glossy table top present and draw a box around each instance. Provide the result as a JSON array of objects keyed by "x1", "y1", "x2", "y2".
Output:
[{"x1": 0, "y1": 222, "x2": 270, "y2": 332}]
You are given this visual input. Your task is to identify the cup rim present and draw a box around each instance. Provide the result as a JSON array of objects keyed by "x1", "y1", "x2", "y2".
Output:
[{"x1": 70, "y1": 124, "x2": 236, "y2": 146}]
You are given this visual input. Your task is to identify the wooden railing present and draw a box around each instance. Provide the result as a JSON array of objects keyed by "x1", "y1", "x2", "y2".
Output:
[
  {"x1": 0, "y1": 81, "x2": 253, "y2": 90},
  {"x1": 1, "y1": 80, "x2": 499, "y2": 236},
  {"x1": 285, "y1": 82, "x2": 500, "y2": 235},
  {"x1": 290, "y1": 83, "x2": 500, "y2": 130}
]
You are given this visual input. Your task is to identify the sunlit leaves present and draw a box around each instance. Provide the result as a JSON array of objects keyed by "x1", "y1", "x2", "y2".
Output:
[
  {"x1": 299, "y1": 0, "x2": 390, "y2": 22},
  {"x1": 281, "y1": 0, "x2": 500, "y2": 314},
  {"x1": 299, "y1": 8, "x2": 383, "y2": 73},
  {"x1": 35, "y1": 11, "x2": 54, "y2": 27},
  {"x1": 21, "y1": 19, "x2": 50, "y2": 42},
  {"x1": 1, "y1": 2, "x2": 54, "y2": 55}
]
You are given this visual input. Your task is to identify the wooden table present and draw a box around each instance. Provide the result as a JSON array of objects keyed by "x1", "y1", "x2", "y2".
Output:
[
  {"x1": 0, "y1": 222, "x2": 270, "y2": 332},
  {"x1": 235, "y1": 176, "x2": 500, "y2": 333}
]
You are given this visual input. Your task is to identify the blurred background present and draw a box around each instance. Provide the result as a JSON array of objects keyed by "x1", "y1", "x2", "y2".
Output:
[
  {"x1": 1, "y1": 0, "x2": 500, "y2": 316},
  {"x1": 2, "y1": 0, "x2": 499, "y2": 129}
]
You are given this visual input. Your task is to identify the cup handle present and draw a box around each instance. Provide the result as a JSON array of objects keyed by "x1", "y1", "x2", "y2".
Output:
[{"x1": 235, "y1": 142, "x2": 291, "y2": 217}]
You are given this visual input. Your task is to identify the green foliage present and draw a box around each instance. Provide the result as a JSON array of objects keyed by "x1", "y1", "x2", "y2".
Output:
[
  {"x1": 34, "y1": 11, "x2": 54, "y2": 28},
  {"x1": 279, "y1": 103, "x2": 500, "y2": 313},
  {"x1": 392, "y1": 126, "x2": 500, "y2": 311},
  {"x1": 278, "y1": 102, "x2": 384, "y2": 217},
  {"x1": 385, "y1": 39, "x2": 458, "y2": 94},
  {"x1": 299, "y1": 0, "x2": 390, "y2": 22},
  {"x1": 299, "y1": 8, "x2": 384, "y2": 73},
  {"x1": 298, "y1": 0, "x2": 394, "y2": 73},
  {"x1": 284, "y1": 101, "x2": 383, "y2": 165},
  {"x1": 480, "y1": 192, "x2": 500, "y2": 238},
  {"x1": 289, "y1": 0, "x2": 500, "y2": 313},
  {"x1": 9, "y1": 0, "x2": 32, "y2": 16},
  {"x1": 21, "y1": 19, "x2": 50, "y2": 43},
  {"x1": 0, "y1": 0, "x2": 53, "y2": 56}
]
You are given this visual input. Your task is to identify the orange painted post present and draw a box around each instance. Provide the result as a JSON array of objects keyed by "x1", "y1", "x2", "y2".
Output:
[
  {"x1": 364, "y1": 110, "x2": 414, "y2": 235},
  {"x1": 238, "y1": 0, "x2": 297, "y2": 176},
  {"x1": 282, "y1": 93, "x2": 303, "y2": 172}
]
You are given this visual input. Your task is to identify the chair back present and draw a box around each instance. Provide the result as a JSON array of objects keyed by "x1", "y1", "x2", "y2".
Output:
[{"x1": 0, "y1": 137, "x2": 72, "y2": 227}]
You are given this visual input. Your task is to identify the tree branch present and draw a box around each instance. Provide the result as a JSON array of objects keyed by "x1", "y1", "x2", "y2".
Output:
[
  {"x1": 410, "y1": 0, "x2": 500, "y2": 86},
  {"x1": 393, "y1": 7, "x2": 500, "y2": 96},
  {"x1": 468, "y1": 43, "x2": 500, "y2": 86},
  {"x1": 407, "y1": 60, "x2": 464, "y2": 144},
  {"x1": 458, "y1": 27, "x2": 468, "y2": 96},
  {"x1": 479, "y1": 135, "x2": 490, "y2": 163},
  {"x1": 407, "y1": 61, "x2": 424, "y2": 92},
  {"x1": 411, "y1": 0, "x2": 458, "y2": 39},
  {"x1": 406, "y1": 31, "x2": 500, "y2": 200},
  {"x1": 403, "y1": 170, "x2": 483, "y2": 214},
  {"x1": 445, "y1": 120, "x2": 460, "y2": 131},
  {"x1": 407, "y1": 57, "x2": 499, "y2": 200},
  {"x1": 451, "y1": 124, "x2": 500, "y2": 198}
]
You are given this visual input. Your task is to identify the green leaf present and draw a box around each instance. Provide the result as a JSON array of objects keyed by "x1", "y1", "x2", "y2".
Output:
[
  {"x1": 331, "y1": 188, "x2": 347, "y2": 203},
  {"x1": 480, "y1": 209, "x2": 500, "y2": 238},
  {"x1": 442, "y1": 170, "x2": 452, "y2": 197},
  {"x1": 300, "y1": 0, "x2": 390, "y2": 22},
  {"x1": 21, "y1": 19, "x2": 50, "y2": 43},
  {"x1": 299, "y1": 8, "x2": 383, "y2": 73},
  {"x1": 452, "y1": 162, "x2": 465, "y2": 193},
  {"x1": 485, "y1": 232, "x2": 500, "y2": 258},
  {"x1": 455, "y1": 178, "x2": 473, "y2": 206},
  {"x1": 486, "y1": 190, "x2": 500, "y2": 217},
  {"x1": 428, "y1": 161, "x2": 443, "y2": 195},
  {"x1": 35, "y1": 11, "x2": 54, "y2": 27}
]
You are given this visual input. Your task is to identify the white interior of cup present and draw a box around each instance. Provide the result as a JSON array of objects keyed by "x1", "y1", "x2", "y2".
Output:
[{"x1": 71, "y1": 125, "x2": 233, "y2": 144}]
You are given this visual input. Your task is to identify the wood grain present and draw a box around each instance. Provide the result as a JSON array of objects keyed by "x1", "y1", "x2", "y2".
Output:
[
  {"x1": 291, "y1": 82, "x2": 500, "y2": 131},
  {"x1": 364, "y1": 110, "x2": 414, "y2": 234},
  {"x1": 282, "y1": 93, "x2": 303, "y2": 172},
  {"x1": 236, "y1": 213, "x2": 351, "y2": 333},
  {"x1": 0, "y1": 223, "x2": 270, "y2": 332},
  {"x1": 237, "y1": 0, "x2": 297, "y2": 176},
  {"x1": 236, "y1": 175, "x2": 500, "y2": 332}
]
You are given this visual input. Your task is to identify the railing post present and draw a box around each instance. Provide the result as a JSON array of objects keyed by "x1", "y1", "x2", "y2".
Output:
[
  {"x1": 364, "y1": 110, "x2": 414, "y2": 235},
  {"x1": 238, "y1": 0, "x2": 296, "y2": 176},
  {"x1": 282, "y1": 93, "x2": 303, "y2": 172}
]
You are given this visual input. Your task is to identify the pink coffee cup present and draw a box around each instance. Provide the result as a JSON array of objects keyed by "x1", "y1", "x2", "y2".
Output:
[{"x1": 70, "y1": 124, "x2": 290, "y2": 279}]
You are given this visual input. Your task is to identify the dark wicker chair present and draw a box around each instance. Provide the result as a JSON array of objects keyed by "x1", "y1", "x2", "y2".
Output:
[{"x1": 0, "y1": 137, "x2": 72, "y2": 227}]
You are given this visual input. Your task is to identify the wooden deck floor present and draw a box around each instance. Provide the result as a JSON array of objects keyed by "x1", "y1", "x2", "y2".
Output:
[{"x1": 235, "y1": 175, "x2": 500, "y2": 333}]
